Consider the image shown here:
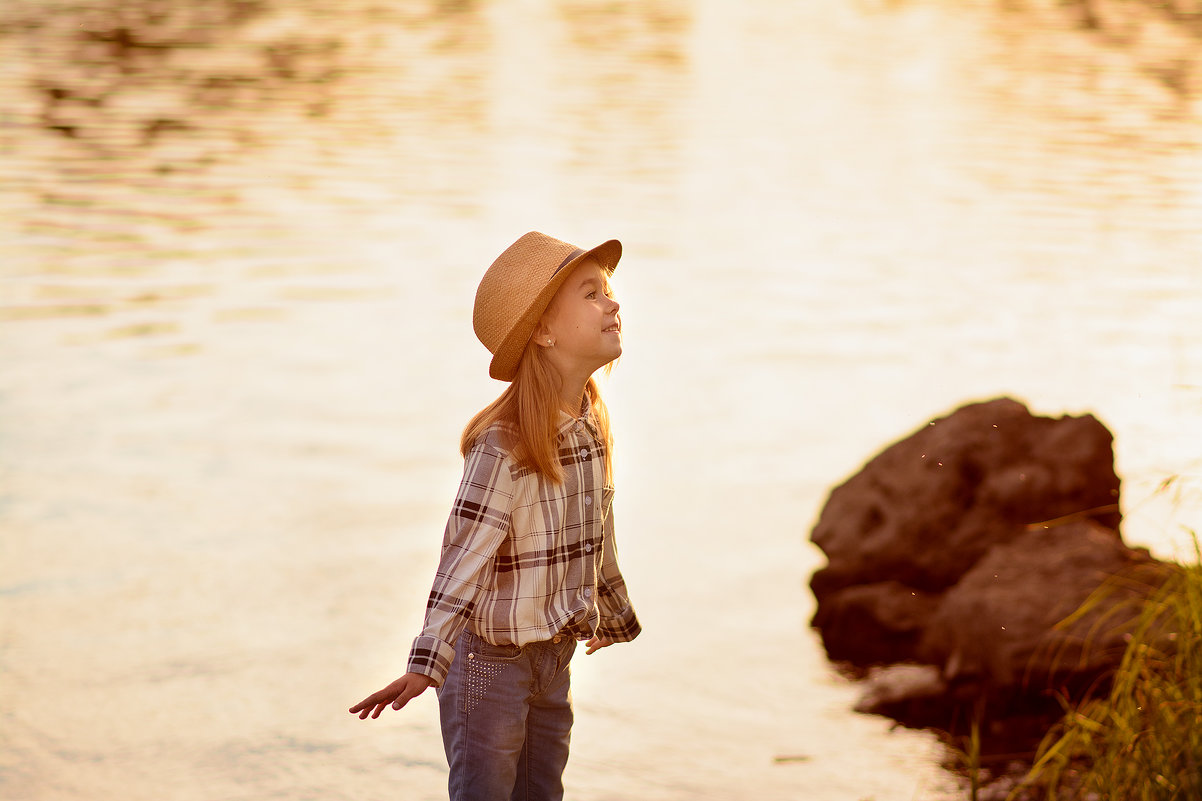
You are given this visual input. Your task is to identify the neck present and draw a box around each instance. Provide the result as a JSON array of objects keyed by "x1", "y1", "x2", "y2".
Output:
[
  {"x1": 559, "y1": 381, "x2": 586, "y2": 417},
  {"x1": 543, "y1": 352, "x2": 593, "y2": 417}
]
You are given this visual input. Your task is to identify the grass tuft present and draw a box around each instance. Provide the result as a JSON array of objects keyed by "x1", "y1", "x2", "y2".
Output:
[{"x1": 1018, "y1": 530, "x2": 1202, "y2": 800}]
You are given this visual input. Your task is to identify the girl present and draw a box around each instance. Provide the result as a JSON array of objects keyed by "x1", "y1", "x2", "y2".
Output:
[{"x1": 350, "y1": 232, "x2": 641, "y2": 801}]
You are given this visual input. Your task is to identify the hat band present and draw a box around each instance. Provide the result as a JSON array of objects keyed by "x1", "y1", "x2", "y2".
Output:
[{"x1": 552, "y1": 247, "x2": 586, "y2": 276}]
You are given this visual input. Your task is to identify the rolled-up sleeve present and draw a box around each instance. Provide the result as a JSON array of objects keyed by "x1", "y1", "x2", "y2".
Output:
[
  {"x1": 406, "y1": 442, "x2": 514, "y2": 686},
  {"x1": 594, "y1": 501, "x2": 641, "y2": 642}
]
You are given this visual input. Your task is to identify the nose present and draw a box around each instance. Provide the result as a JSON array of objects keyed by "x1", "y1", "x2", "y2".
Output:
[{"x1": 607, "y1": 295, "x2": 620, "y2": 314}]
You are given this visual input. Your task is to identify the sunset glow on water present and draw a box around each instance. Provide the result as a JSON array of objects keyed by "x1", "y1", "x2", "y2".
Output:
[{"x1": 2, "y1": 1, "x2": 1200, "y2": 799}]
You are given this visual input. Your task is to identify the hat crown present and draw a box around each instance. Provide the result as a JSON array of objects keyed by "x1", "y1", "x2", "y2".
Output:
[{"x1": 473, "y1": 232, "x2": 581, "y2": 352}]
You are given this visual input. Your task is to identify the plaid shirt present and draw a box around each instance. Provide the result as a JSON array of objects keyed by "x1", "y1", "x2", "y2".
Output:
[{"x1": 407, "y1": 408, "x2": 641, "y2": 686}]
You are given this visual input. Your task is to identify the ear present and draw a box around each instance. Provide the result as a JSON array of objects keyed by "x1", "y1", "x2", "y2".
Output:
[{"x1": 532, "y1": 320, "x2": 555, "y2": 349}]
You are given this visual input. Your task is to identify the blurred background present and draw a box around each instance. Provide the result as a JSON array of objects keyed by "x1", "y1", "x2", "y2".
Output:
[{"x1": 1, "y1": 0, "x2": 1200, "y2": 799}]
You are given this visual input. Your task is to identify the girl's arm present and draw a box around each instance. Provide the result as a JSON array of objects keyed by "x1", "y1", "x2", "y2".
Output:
[
  {"x1": 349, "y1": 440, "x2": 515, "y2": 720},
  {"x1": 594, "y1": 501, "x2": 641, "y2": 643},
  {"x1": 405, "y1": 441, "x2": 515, "y2": 683}
]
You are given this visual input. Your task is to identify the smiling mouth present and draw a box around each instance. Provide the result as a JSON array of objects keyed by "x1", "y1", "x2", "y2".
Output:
[{"x1": 603, "y1": 325, "x2": 621, "y2": 333}]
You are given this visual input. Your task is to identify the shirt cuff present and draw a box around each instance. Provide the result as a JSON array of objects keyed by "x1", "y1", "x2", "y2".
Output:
[
  {"x1": 406, "y1": 634, "x2": 457, "y2": 688},
  {"x1": 596, "y1": 607, "x2": 641, "y2": 642}
]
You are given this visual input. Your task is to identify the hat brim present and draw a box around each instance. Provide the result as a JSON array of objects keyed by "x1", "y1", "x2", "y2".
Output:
[{"x1": 489, "y1": 239, "x2": 622, "y2": 381}]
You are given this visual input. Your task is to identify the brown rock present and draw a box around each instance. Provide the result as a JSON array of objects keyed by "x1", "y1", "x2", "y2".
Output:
[
  {"x1": 808, "y1": 581, "x2": 940, "y2": 665},
  {"x1": 918, "y1": 520, "x2": 1162, "y2": 688},
  {"x1": 811, "y1": 397, "x2": 1122, "y2": 595},
  {"x1": 806, "y1": 397, "x2": 1162, "y2": 746},
  {"x1": 810, "y1": 397, "x2": 1122, "y2": 666}
]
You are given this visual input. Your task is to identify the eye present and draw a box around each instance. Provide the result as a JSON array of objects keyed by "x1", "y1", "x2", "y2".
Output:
[{"x1": 586, "y1": 290, "x2": 597, "y2": 299}]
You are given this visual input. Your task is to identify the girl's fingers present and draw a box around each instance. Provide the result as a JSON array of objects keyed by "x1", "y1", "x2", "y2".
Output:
[
  {"x1": 352, "y1": 692, "x2": 386, "y2": 719},
  {"x1": 584, "y1": 636, "x2": 613, "y2": 655},
  {"x1": 351, "y1": 674, "x2": 431, "y2": 719}
]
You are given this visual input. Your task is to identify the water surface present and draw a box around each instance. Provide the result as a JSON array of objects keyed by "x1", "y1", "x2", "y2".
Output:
[{"x1": 2, "y1": 1, "x2": 1200, "y2": 799}]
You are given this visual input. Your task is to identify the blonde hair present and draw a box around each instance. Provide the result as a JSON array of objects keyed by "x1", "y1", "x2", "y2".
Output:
[{"x1": 460, "y1": 342, "x2": 614, "y2": 484}]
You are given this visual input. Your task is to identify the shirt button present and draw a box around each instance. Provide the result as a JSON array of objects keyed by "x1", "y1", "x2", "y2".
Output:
[
  {"x1": 579, "y1": 448, "x2": 589, "y2": 459},
  {"x1": 583, "y1": 587, "x2": 592, "y2": 597},
  {"x1": 584, "y1": 543, "x2": 593, "y2": 553},
  {"x1": 583, "y1": 496, "x2": 592, "y2": 506}
]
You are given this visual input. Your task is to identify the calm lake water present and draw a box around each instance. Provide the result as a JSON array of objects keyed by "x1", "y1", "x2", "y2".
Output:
[{"x1": 2, "y1": 1, "x2": 1200, "y2": 799}]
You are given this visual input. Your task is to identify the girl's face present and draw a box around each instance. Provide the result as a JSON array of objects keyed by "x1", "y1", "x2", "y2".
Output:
[{"x1": 539, "y1": 258, "x2": 622, "y2": 375}]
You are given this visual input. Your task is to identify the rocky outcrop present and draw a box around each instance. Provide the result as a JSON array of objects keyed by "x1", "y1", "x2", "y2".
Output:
[
  {"x1": 918, "y1": 520, "x2": 1157, "y2": 689},
  {"x1": 808, "y1": 398, "x2": 1166, "y2": 742}
]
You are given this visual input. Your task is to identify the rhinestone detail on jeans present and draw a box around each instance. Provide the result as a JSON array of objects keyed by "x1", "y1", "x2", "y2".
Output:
[{"x1": 464, "y1": 653, "x2": 508, "y2": 714}]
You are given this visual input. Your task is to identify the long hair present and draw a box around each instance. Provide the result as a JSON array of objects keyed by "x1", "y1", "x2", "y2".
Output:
[{"x1": 460, "y1": 342, "x2": 614, "y2": 484}]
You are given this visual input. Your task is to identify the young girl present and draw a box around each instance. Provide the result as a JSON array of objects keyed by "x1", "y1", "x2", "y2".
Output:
[{"x1": 350, "y1": 232, "x2": 641, "y2": 801}]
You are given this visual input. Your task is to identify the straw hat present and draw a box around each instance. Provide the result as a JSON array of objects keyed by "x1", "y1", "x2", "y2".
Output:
[{"x1": 474, "y1": 231, "x2": 622, "y2": 381}]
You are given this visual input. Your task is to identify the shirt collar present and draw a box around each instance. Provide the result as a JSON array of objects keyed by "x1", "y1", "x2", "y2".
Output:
[{"x1": 556, "y1": 396, "x2": 600, "y2": 441}]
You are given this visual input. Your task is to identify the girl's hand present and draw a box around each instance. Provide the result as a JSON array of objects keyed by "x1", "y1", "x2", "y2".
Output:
[
  {"x1": 584, "y1": 635, "x2": 613, "y2": 655},
  {"x1": 349, "y1": 672, "x2": 433, "y2": 719}
]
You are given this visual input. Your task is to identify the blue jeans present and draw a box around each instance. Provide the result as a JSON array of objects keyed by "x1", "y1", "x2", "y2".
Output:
[{"x1": 438, "y1": 630, "x2": 577, "y2": 801}]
